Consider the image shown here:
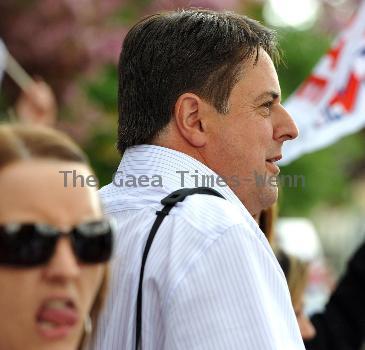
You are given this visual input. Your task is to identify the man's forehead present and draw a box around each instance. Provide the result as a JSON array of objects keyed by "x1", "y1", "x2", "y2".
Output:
[
  {"x1": 232, "y1": 67, "x2": 281, "y2": 104},
  {"x1": 235, "y1": 52, "x2": 281, "y2": 100}
]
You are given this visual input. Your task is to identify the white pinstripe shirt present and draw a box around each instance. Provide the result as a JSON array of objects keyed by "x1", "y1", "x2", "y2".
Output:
[{"x1": 90, "y1": 145, "x2": 305, "y2": 350}]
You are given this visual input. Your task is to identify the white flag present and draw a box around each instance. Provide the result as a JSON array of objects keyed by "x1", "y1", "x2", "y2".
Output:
[
  {"x1": 0, "y1": 39, "x2": 7, "y2": 87},
  {"x1": 279, "y1": 2, "x2": 365, "y2": 165}
]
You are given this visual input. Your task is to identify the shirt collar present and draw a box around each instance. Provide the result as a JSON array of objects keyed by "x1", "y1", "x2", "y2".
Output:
[{"x1": 118, "y1": 144, "x2": 259, "y2": 229}]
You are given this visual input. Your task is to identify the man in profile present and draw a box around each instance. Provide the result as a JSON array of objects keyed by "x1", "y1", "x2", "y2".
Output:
[{"x1": 91, "y1": 9, "x2": 304, "y2": 350}]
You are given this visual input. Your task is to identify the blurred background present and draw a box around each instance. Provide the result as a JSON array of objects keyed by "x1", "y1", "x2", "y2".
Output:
[{"x1": 0, "y1": 0, "x2": 364, "y2": 319}]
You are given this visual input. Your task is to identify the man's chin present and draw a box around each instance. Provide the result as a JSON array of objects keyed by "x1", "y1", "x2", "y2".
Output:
[{"x1": 260, "y1": 186, "x2": 278, "y2": 210}]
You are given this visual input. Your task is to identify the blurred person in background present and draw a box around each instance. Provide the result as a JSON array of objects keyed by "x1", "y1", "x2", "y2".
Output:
[
  {"x1": 258, "y1": 203, "x2": 277, "y2": 244},
  {"x1": 276, "y1": 244, "x2": 365, "y2": 350},
  {"x1": 14, "y1": 79, "x2": 57, "y2": 126},
  {"x1": 1, "y1": 38, "x2": 57, "y2": 126},
  {"x1": 259, "y1": 208, "x2": 316, "y2": 339},
  {"x1": 275, "y1": 250, "x2": 317, "y2": 340},
  {"x1": 259, "y1": 207, "x2": 365, "y2": 349},
  {"x1": 0, "y1": 124, "x2": 113, "y2": 350},
  {"x1": 304, "y1": 239, "x2": 365, "y2": 350}
]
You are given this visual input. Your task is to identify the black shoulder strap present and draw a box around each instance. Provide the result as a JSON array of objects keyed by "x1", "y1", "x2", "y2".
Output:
[{"x1": 135, "y1": 187, "x2": 225, "y2": 349}]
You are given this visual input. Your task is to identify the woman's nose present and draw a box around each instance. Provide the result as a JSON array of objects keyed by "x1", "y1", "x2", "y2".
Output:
[{"x1": 42, "y1": 238, "x2": 80, "y2": 282}]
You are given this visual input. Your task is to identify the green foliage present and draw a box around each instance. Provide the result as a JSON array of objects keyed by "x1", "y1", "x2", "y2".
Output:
[
  {"x1": 276, "y1": 28, "x2": 332, "y2": 100},
  {"x1": 279, "y1": 132, "x2": 365, "y2": 216},
  {"x1": 85, "y1": 118, "x2": 120, "y2": 187},
  {"x1": 116, "y1": 6, "x2": 141, "y2": 24},
  {"x1": 85, "y1": 65, "x2": 118, "y2": 113},
  {"x1": 83, "y1": 65, "x2": 119, "y2": 187}
]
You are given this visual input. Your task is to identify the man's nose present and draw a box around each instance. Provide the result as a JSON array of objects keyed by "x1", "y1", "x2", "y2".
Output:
[
  {"x1": 42, "y1": 238, "x2": 80, "y2": 282},
  {"x1": 273, "y1": 104, "x2": 299, "y2": 143}
]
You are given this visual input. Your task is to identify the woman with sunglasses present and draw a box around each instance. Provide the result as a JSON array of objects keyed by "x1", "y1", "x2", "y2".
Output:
[{"x1": 0, "y1": 124, "x2": 113, "y2": 350}]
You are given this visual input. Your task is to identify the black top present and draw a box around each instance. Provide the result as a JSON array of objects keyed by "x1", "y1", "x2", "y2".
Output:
[{"x1": 304, "y1": 241, "x2": 365, "y2": 350}]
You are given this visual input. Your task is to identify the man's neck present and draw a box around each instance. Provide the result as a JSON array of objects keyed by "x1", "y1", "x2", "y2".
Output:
[{"x1": 153, "y1": 132, "x2": 206, "y2": 165}]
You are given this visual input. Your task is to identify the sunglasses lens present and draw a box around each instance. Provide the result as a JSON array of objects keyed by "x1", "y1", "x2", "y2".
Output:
[
  {"x1": 0, "y1": 224, "x2": 56, "y2": 267},
  {"x1": 73, "y1": 220, "x2": 113, "y2": 263}
]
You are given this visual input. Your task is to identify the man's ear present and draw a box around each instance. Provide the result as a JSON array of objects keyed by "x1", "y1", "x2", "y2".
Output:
[{"x1": 173, "y1": 93, "x2": 207, "y2": 147}]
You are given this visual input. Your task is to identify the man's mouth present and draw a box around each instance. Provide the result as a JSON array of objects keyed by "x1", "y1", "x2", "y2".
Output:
[{"x1": 265, "y1": 155, "x2": 282, "y2": 175}]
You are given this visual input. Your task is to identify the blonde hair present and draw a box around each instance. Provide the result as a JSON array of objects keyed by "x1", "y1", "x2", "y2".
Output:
[
  {"x1": 258, "y1": 204, "x2": 277, "y2": 244},
  {"x1": 286, "y1": 255, "x2": 309, "y2": 307},
  {"x1": 275, "y1": 249, "x2": 309, "y2": 307},
  {"x1": 258, "y1": 204, "x2": 309, "y2": 308},
  {"x1": 0, "y1": 123, "x2": 108, "y2": 349},
  {"x1": 0, "y1": 123, "x2": 87, "y2": 169}
]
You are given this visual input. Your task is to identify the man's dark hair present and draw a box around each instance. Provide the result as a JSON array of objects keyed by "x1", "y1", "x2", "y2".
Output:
[{"x1": 117, "y1": 9, "x2": 279, "y2": 154}]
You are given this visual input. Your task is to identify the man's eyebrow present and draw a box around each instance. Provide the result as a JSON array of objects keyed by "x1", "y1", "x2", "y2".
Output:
[{"x1": 254, "y1": 91, "x2": 280, "y2": 103}]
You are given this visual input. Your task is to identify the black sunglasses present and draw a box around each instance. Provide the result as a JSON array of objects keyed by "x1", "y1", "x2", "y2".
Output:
[{"x1": 0, "y1": 219, "x2": 113, "y2": 267}]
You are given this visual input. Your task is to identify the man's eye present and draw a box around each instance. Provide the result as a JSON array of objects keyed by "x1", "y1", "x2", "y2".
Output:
[{"x1": 260, "y1": 101, "x2": 273, "y2": 116}]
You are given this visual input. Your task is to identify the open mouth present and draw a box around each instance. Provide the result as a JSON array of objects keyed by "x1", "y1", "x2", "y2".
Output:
[
  {"x1": 266, "y1": 155, "x2": 282, "y2": 163},
  {"x1": 265, "y1": 155, "x2": 282, "y2": 175},
  {"x1": 36, "y1": 298, "x2": 79, "y2": 339}
]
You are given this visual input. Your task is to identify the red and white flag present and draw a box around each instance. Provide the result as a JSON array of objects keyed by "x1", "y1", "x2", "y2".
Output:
[{"x1": 280, "y1": 1, "x2": 365, "y2": 165}]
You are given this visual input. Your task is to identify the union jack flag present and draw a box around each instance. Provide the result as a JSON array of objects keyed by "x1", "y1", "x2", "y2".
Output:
[{"x1": 279, "y1": 1, "x2": 365, "y2": 165}]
